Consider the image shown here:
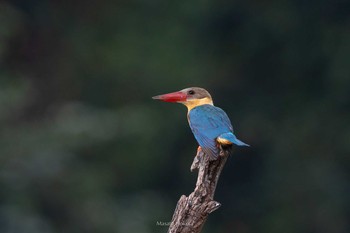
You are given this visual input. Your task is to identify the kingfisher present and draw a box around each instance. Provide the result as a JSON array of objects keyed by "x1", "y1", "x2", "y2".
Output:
[{"x1": 152, "y1": 87, "x2": 249, "y2": 160}]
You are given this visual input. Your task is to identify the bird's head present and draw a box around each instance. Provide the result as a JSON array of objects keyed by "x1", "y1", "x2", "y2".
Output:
[{"x1": 152, "y1": 87, "x2": 213, "y2": 110}]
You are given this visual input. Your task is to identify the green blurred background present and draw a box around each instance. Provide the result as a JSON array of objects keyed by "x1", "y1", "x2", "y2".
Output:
[{"x1": 0, "y1": 0, "x2": 349, "y2": 233}]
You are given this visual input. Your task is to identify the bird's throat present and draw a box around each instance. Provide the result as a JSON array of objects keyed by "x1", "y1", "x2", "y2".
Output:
[{"x1": 182, "y1": 97, "x2": 214, "y2": 111}]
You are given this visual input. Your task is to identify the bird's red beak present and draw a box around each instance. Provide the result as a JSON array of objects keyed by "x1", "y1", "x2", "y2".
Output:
[{"x1": 152, "y1": 91, "x2": 187, "y2": 102}]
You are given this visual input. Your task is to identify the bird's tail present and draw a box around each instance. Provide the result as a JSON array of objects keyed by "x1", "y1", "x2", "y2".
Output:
[
  {"x1": 218, "y1": 132, "x2": 250, "y2": 147},
  {"x1": 232, "y1": 137, "x2": 250, "y2": 147}
]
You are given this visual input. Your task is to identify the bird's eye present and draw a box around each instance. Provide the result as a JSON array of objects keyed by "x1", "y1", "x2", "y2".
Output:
[{"x1": 188, "y1": 90, "x2": 195, "y2": 95}]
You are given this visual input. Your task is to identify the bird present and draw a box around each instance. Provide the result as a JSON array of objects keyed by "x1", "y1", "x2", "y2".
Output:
[{"x1": 152, "y1": 87, "x2": 249, "y2": 160}]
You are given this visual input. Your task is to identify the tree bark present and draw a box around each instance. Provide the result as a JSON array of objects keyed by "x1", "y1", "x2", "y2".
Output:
[{"x1": 167, "y1": 148, "x2": 229, "y2": 233}]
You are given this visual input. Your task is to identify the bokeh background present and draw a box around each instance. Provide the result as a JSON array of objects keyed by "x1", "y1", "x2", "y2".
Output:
[{"x1": 0, "y1": 0, "x2": 349, "y2": 233}]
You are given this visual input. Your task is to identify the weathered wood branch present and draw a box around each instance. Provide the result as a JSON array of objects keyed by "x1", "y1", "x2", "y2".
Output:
[{"x1": 168, "y1": 148, "x2": 229, "y2": 233}]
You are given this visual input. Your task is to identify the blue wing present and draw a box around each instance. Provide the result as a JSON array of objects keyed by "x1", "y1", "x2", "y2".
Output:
[{"x1": 188, "y1": 104, "x2": 234, "y2": 159}]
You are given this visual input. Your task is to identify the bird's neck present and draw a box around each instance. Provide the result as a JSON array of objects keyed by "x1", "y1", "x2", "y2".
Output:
[{"x1": 182, "y1": 97, "x2": 214, "y2": 111}]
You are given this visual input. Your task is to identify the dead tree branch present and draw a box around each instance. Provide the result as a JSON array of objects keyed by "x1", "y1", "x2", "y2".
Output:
[{"x1": 168, "y1": 149, "x2": 229, "y2": 233}]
